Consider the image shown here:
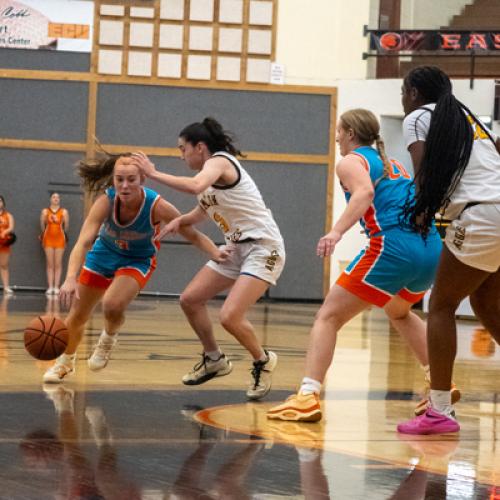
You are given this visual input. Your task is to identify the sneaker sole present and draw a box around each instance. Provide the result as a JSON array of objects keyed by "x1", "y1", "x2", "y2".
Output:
[
  {"x1": 267, "y1": 409, "x2": 322, "y2": 422},
  {"x1": 414, "y1": 388, "x2": 461, "y2": 416},
  {"x1": 43, "y1": 370, "x2": 75, "y2": 384},
  {"x1": 88, "y1": 360, "x2": 109, "y2": 371},
  {"x1": 182, "y1": 362, "x2": 233, "y2": 386}
]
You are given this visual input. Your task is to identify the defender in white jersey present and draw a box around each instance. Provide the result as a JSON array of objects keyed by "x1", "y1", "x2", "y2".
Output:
[
  {"x1": 397, "y1": 66, "x2": 500, "y2": 435},
  {"x1": 132, "y1": 118, "x2": 285, "y2": 400}
]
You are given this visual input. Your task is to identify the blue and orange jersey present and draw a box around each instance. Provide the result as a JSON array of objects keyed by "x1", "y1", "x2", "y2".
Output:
[
  {"x1": 343, "y1": 146, "x2": 413, "y2": 236},
  {"x1": 97, "y1": 187, "x2": 161, "y2": 258}
]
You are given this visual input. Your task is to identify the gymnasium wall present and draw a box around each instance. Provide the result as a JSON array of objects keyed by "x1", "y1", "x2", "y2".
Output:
[{"x1": 0, "y1": 48, "x2": 335, "y2": 300}]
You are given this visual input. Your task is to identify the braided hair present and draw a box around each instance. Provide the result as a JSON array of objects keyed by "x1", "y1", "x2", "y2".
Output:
[
  {"x1": 179, "y1": 117, "x2": 244, "y2": 157},
  {"x1": 401, "y1": 66, "x2": 477, "y2": 233},
  {"x1": 340, "y1": 109, "x2": 392, "y2": 177}
]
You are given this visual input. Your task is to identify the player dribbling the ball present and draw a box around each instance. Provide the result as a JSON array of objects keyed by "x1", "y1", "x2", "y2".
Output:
[{"x1": 43, "y1": 152, "x2": 230, "y2": 383}]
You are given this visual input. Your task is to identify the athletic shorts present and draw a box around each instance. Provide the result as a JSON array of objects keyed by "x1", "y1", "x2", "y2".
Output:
[
  {"x1": 206, "y1": 239, "x2": 285, "y2": 286},
  {"x1": 79, "y1": 241, "x2": 157, "y2": 290},
  {"x1": 445, "y1": 203, "x2": 500, "y2": 273},
  {"x1": 337, "y1": 228, "x2": 442, "y2": 307}
]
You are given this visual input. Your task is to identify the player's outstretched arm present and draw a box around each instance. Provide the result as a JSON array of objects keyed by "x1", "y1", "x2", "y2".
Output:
[
  {"x1": 154, "y1": 200, "x2": 231, "y2": 263},
  {"x1": 131, "y1": 152, "x2": 227, "y2": 195}
]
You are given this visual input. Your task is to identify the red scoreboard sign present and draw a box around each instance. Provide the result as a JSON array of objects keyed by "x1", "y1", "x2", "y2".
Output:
[{"x1": 366, "y1": 29, "x2": 500, "y2": 52}]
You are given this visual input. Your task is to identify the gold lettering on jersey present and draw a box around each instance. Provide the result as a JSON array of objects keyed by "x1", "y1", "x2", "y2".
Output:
[
  {"x1": 467, "y1": 115, "x2": 489, "y2": 141},
  {"x1": 213, "y1": 212, "x2": 230, "y2": 233},
  {"x1": 453, "y1": 225, "x2": 466, "y2": 250},
  {"x1": 199, "y1": 194, "x2": 218, "y2": 210},
  {"x1": 228, "y1": 229, "x2": 242, "y2": 242},
  {"x1": 265, "y1": 250, "x2": 279, "y2": 271}
]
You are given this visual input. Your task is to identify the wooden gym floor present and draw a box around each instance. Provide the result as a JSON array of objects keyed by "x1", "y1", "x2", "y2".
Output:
[{"x1": 0, "y1": 292, "x2": 498, "y2": 499}]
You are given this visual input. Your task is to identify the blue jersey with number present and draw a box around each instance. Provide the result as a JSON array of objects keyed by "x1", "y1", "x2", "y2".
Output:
[
  {"x1": 343, "y1": 146, "x2": 414, "y2": 236},
  {"x1": 96, "y1": 187, "x2": 160, "y2": 258}
]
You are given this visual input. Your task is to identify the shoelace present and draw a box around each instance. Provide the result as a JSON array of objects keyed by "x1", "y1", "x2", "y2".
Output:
[
  {"x1": 192, "y1": 353, "x2": 210, "y2": 372},
  {"x1": 94, "y1": 341, "x2": 114, "y2": 359},
  {"x1": 250, "y1": 360, "x2": 268, "y2": 389}
]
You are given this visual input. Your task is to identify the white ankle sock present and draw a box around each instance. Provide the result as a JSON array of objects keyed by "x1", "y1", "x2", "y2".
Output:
[
  {"x1": 300, "y1": 377, "x2": 321, "y2": 395},
  {"x1": 60, "y1": 353, "x2": 76, "y2": 365},
  {"x1": 206, "y1": 349, "x2": 222, "y2": 360},
  {"x1": 430, "y1": 389, "x2": 454, "y2": 417},
  {"x1": 421, "y1": 364, "x2": 431, "y2": 383},
  {"x1": 256, "y1": 351, "x2": 268, "y2": 363},
  {"x1": 100, "y1": 330, "x2": 116, "y2": 344}
]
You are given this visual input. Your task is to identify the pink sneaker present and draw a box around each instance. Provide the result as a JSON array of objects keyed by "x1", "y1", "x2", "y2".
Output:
[{"x1": 397, "y1": 408, "x2": 460, "y2": 435}]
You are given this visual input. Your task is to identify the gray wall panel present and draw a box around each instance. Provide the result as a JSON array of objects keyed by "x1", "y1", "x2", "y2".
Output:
[
  {"x1": 143, "y1": 159, "x2": 327, "y2": 299},
  {"x1": 96, "y1": 84, "x2": 331, "y2": 155},
  {"x1": 0, "y1": 79, "x2": 88, "y2": 142},
  {"x1": 0, "y1": 149, "x2": 84, "y2": 289},
  {"x1": 0, "y1": 48, "x2": 90, "y2": 72},
  {"x1": 245, "y1": 161, "x2": 327, "y2": 300}
]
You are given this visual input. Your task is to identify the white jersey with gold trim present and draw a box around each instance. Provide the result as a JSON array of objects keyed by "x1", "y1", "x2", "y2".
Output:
[
  {"x1": 403, "y1": 103, "x2": 500, "y2": 219},
  {"x1": 197, "y1": 151, "x2": 283, "y2": 244}
]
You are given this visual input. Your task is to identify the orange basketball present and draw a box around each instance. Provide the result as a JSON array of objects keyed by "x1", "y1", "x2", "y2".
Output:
[{"x1": 24, "y1": 315, "x2": 69, "y2": 360}]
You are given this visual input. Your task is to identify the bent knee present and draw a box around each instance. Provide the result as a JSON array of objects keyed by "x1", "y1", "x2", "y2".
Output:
[
  {"x1": 219, "y1": 309, "x2": 241, "y2": 332},
  {"x1": 102, "y1": 299, "x2": 127, "y2": 319},
  {"x1": 179, "y1": 292, "x2": 204, "y2": 311}
]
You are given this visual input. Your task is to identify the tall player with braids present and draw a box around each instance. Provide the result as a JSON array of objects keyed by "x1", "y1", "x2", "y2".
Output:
[
  {"x1": 267, "y1": 109, "x2": 442, "y2": 422},
  {"x1": 132, "y1": 117, "x2": 285, "y2": 400},
  {"x1": 43, "y1": 153, "x2": 229, "y2": 383},
  {"x1": 398, "y1": 66, "x2": 500, "y2": 435}
]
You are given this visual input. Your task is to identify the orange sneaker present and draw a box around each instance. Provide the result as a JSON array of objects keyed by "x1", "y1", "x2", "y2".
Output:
[
  {"x1": 266, "y1": 392, "x2": 322, "y2": 422},
  {"x1": 414, "y1": 384, "x2": 461, "y2": 416}
]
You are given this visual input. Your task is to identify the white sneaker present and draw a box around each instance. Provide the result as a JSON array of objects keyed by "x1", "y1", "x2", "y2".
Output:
[
  {"x1": 53, "y1": 287, "x2": 60, "y2": 295},
  {"x1": 43, "y1": 356, "x2": 76, "y2": 383},
  {"x1": 45, "y1": 287, "x2": 54, "y2": 295},
  {"x1": 246, "y1": 350, "x2": 278, "y2": 400},
  {"x1": 88, "y1": 335, "x2": 117, "y2": 371},
  {"x1": 182, "y1": 353, "x2": 233, "y2": 385},
  {"x1": 3, "y1": 286, "x2": 13, "y2": 295}
]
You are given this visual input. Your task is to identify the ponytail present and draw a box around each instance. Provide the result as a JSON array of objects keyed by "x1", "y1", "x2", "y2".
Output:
[
  {"x1": 180, "y1": 117, "x2": 244, "y2": 157},
  {"x1": 78, "y1": 152, "x2": 132, "y2": 193}
]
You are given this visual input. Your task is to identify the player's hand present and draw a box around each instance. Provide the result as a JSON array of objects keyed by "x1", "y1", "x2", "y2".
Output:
[
  {"x1": 316, "y1": 230, "x2": 342, "y2": 258},
  {"x1": 155, "y1": 217, "x2": 182, "y2": 241},
  {"x1": 213, "y1": 243, "x2": 234, "y2": 264},
  {"x1": 59, "y1": 276, "x2": 79, "y2": 309},
  {"x1": 131, "y1": 151, "x2": 156, "y2": 177}
]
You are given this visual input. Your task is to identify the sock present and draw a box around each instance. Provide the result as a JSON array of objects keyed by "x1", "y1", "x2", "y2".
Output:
[
  {"x1": 296, "y1": 446, "x2": 320, "y2": 462},
  {"x1": 206, "y1": 349, "x2": 222, "y2": 361},
  {"x1": 100, "y1": 330, "x2": 117, "y2": 344},
  {"x1": 60, "y1": 353, "x2": 76, "y2": 365},
  {"x1": 430, "y1": 389, "x2": 454, "y2": 418},
  {"x1": 421, "y1": 364, "x2": 431, "y2": 383},
  {"x1": 300, "y1": 377, "x2": 321, "y2": 395},
  {"x1": 255, "y1": 350, "x2": 268, "y2": 363}
]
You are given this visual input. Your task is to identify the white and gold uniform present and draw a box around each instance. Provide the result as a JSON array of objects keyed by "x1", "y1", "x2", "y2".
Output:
[
  {"x1": 198, "y1": 151, "x2": 285, "y2": 285},
  {"x1": 403, "y1": 105, "x2": 500, "y2": 272}
]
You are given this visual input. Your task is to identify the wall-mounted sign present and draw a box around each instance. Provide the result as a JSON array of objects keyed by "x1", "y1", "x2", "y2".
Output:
[
  {"x1": 0, "y1": 0, "x2": 93, "y2": 52},
  {"x1": 366, "y1": 28, "x2": 500, "y2": 53}
]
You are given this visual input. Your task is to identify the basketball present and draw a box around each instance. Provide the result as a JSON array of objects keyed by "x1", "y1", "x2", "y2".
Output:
[{"x1": 24, "y1": 315, "x2": 69, "y2": 360}]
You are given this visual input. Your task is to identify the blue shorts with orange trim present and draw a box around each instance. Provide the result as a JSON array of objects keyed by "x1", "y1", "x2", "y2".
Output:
[
  {"x1": 337, "y1": 228, "x2": 442, "y2": 307},
  {"x1": 79, "y1": 241, "x2": 157, "y2": 290}
]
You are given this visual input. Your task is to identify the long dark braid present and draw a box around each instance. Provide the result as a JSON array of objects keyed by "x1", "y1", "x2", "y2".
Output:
[
  {"x1": 179, "y1": 117, "x2": 244, "y2": 157},
  {"x1": 78, "y1": 152, "x2": 132, "y2": 193},
  {"x1": 401, "y1": 66, "x2": 475, "y2": 233}
]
